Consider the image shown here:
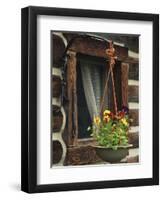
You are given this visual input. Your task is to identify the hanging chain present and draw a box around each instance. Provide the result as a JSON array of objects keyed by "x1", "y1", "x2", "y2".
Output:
[{"x1": 100, "y1": 41, "x2": 118, "y2": 115}]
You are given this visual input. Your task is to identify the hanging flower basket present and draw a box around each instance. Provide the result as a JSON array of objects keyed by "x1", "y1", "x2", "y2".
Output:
[
  {"x1": 94, "y1": 144, "x2": 132, "y2": 163},
  {"x1": 86, "y1": 41, "x2": 133, "y2": 163},
  {"x1": 88, "y1": 106, "x2": 133, "y2": 163}
]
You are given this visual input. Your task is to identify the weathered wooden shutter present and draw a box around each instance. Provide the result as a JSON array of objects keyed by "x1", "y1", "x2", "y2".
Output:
[{"x1": 67, "y1": 51, "x2": 78, "y2": 147}]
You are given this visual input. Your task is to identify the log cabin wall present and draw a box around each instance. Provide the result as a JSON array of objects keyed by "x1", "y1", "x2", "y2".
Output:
[
  {"x1": 128, "y1": 55, "x2": 139, "y2": 149},
  {"x1": 51, "y1": 33, "x2": 67, "y2": 166},
  {"x1": 52, "y1": 32, "x2": 139, "y2": 166}
]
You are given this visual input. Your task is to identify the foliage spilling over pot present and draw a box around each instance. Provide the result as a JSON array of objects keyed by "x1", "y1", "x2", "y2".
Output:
[{"x1": 88, "y1": 106, "x2": 131, "y2": 150}]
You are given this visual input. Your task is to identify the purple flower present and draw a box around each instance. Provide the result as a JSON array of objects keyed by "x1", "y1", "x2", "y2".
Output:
[{"x1": 122, "y1": 106, "x2": 129, "y2": 115}]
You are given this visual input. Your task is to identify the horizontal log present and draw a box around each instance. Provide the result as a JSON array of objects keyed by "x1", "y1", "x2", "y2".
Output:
[
  {"x1": 77, "y1": 138, "x2": 96, "y2": 146},
  {"x1": 64, "y1": 34, "x2": 128, "y2": 61},
  {"x1": 128, "y1": 132, "x2": 139, "y2": 147},
  {"x1": 52, "y1": 34, "x2": 66, "y2": 66},
  {"x1": 52, "y1": 105, "x2": 63, "y2": 132},
  {"x1": 52, "y1": 140, "x2": 63, "y2": 164},
  {"x1": 128, "y1": 85, "x2": 139, "y2": 102},
  {"x1": 65, "y1": 145, "x2": 102, "y2": 165},
  {"x1": 52, "y1": 75, "x2": 62, "y2": 97},
  {"x1": 129, "y1": 63, "x2": 139, "y2": 80},
  {"x1": 129, "y1": 109, "x2": 139, "y2": 126},
  {"x1": 124, "y1": 57, "x2": 139, "y2": 64}
]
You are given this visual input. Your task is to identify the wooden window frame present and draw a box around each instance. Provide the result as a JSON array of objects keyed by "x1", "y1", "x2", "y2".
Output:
[{"x1": 66, "y1": 37, "x2": 130, "y2": 147}]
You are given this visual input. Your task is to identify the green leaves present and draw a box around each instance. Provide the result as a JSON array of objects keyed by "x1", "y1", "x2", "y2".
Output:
[{"x1": 89, "y1": 114, "x2": 129, "y2": 150}]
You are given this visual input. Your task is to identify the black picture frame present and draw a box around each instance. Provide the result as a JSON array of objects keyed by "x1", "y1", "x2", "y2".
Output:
[{"x1": 21, "y1": 6, "x2": 159, "y2": 193}]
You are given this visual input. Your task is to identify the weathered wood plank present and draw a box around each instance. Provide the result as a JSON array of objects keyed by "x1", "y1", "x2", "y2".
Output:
[
  {"x1": 67, "y1": 51, "x2": 78, "y2": 146},
  {"x1": 64, "y1": 34, "x2": 128, "y2": 61},
  {"x1": 77, "y1": 138, "x2": 97, "y2": 146},
  {"x1": 124, "y1": 57, "x2": 139, "y2": 64},
  {"x1": 121, "y1": 62, "x2": 129, "y2": 107},
  {"x1": 128, "y1": 85, "x2": 139, "y2": 102},
  {"x1": 73, "y1": 51, "x2": 78, "y2": 146},
  {"x1": 65, "y1": 145, "x2": 102, "y2": 165}
]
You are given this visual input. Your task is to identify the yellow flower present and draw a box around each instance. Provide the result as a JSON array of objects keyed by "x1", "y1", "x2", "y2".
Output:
[
  {"x1": 121, "y1": 118, "x2": 128, "y2": 126},
  {"x1": 103, "y1": 115, "x2": 110, "y2": 123},
  {"x1": 93, "y1": 116, "x2": 101, "y2": 125},
  {"x1": 103, "y1": 110, "x2": 111, "y2": 116}
]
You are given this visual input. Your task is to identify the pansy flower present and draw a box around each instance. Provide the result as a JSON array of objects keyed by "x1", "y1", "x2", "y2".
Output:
[
  {"x1": 122, "y1": 106, "x2": 129, "y2": 115},
  {"x1": 121, "y1": 118, "x2": 129, "y2": 127},
  {"x1": 116, "y1": 111, "x2": 125, "y2": 119},
  {"x1": 109, "y1": 112, "x2": 115, "y2": 119},
  {"x1": 103, "y1": 115, "x2": 110, "y2": 123},
  {"x1": 103, "y1": 110, "x2": 111, "y2": 116},
  {"x1": 103, "y1": 109, "x2": 114, "y2": 119}
]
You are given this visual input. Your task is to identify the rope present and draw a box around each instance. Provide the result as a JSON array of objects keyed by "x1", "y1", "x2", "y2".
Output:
[
  {"x1": 100, "y1": 67, "x2": 111, "y2": 114},
  {"x1": 100, "y1": 41, "x2": 118, "y2": 115},
  {"x1": 110, "y1": 63, "x2": 118, "y2": 115}
]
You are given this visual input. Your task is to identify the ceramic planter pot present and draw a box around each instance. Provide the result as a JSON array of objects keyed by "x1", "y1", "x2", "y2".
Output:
[{"x1": 93, "y1": 144, "x2": 133, "y2": 163}]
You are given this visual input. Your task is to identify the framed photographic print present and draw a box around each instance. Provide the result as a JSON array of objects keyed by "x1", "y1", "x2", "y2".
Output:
[{"x1": 21, "y1": 6, "x2": 159, "y2": 193}]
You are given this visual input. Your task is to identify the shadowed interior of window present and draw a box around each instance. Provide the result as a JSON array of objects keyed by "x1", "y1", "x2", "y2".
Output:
[{"x1": 77, "y1": 54, "x2": 122, "y2": 138}]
